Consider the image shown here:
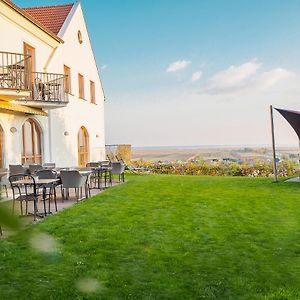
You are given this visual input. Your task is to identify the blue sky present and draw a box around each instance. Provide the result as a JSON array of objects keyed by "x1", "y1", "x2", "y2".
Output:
[{"x1": 15, "y1": 0, "x2": 300, "y2": 146}]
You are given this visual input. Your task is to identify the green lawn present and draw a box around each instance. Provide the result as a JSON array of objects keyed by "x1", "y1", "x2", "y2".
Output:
[{"x1": 1, "y1": 175, "x2": 300, "y2": 299}]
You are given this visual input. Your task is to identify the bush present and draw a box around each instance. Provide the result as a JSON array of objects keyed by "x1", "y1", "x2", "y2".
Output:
[{"x1": 131, "y1": 160, "x2": 299, "y2": 177}]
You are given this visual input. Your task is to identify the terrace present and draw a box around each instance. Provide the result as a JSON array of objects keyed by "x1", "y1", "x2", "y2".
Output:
[{"x1": 0, "y1": 161, "x2": 126, "y2": 232}]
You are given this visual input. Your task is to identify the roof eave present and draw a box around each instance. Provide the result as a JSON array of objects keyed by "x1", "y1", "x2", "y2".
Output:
[{"x1": 1, "y1": 0, "x2": 64, "y2": 44}]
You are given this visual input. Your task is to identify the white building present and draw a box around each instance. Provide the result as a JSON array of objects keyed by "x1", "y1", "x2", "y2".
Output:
[{"x1": 0, "y1": 0, "x2": 106, "y2": 168}]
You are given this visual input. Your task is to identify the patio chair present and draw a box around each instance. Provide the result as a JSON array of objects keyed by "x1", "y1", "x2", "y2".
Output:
[
  {"x1": 86, "y1": 162, "x2": 102, "y2": 189},
  {"x1": 36, "y1": 170, "x2": 59, "y2": 212},
  {"x1": 43, "y1": 163, "x2": 56, "y2": 170},
  {"x1": 100, "y1": 160, "x2": 110, "y2": 167},
  {"x1": 9, "y1": 174, "x2": 39, "y2": 220},
  {"x1": 110, "y1": 162, "x2": 125, "y2": 185},
  {"x1": 29, "y1": 164, "x2": 43, "y2": 175},
  {"x1": 86, "y1": 162, "x2": 100, "y2": 168},
  {"x1": 9, "y1": 164, "x2": 28, "y2": 176},
  {"x1": 60, "y1": 170, "x2": 90, "y2": 202},
  {"x1": 98, "y1": 161, "x2": 111, "y2": 188},
  {"x1": 0, "y1": 168, "x2": 8, "y2": 198}
]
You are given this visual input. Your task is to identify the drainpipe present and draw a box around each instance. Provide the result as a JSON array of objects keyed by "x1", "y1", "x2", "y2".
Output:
[{"x1": 44, "y1": 47, "x2": 58, "y2": 163}]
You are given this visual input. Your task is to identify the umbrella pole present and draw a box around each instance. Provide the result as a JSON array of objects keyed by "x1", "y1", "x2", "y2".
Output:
[
  {"x1": 270, "y1": 105, "x2": 278, "y2": 182},
  {"x1": 298, "y1": 139, "x2": 300, "y2": 180}
]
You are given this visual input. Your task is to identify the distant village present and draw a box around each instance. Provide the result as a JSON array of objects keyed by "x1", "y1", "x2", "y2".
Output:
[{"x1": 131, "y1": 146, "x2": 300, "y2": 165}]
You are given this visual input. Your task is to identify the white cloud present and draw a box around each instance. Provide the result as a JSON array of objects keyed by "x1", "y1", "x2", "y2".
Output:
[
  {"x1": 191, "y1": 71, "x2": 203, "y2": 82},
  {"x1": 166, "y1": 60, "x2": 191, "y2": 73},
  {"x1": 203, "y1": 59, "x2": 293, "y2": 96},
  {"x1": 256, "y1": 68, "x2": 293, "y2": 89},
  {"x1": 206, "y1": 59, "x2": 261, "y2": 92},
  {"x1": 101, "y1": 65, "x2": 107, "y2": 70}
]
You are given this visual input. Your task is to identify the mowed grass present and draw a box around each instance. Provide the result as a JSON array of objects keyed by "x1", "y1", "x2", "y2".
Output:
[{"x1": 1, "y1": 175, "x2": 300, "y2": 299}]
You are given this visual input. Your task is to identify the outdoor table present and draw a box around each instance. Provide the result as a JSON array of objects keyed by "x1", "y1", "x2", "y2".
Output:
[
  {"x1": 55, "y1": 169, "x2": 92, "y2": 177},
  {"x1": 13, "y1": 178, "x2": 59, "y2": 185},
  {"x1": 13, "y1": 178, "x2": 59, "y2": 217}
]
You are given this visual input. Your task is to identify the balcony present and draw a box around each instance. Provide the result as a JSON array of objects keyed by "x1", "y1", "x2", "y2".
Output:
[
  {"x1": 0, "y1": 51, "x2": 68, "y2": 108},
  {"x1": 0, "y1": 51, "x2": 31, "y2": 100},
  {"x1": 18, "y1": 72, "x2": 69, "y2": 108}
]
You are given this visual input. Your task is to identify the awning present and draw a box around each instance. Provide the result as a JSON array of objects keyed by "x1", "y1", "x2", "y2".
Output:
[
  {"x1": 275, "y1": 108, "x2": 300, "y2": 140},
  {"x1": 0, "y1": 100, "x2": 47, "y2": 116}
]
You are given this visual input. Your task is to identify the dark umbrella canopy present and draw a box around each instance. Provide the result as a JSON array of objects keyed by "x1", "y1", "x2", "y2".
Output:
[{"x1": 275, "y1": 108, "x2": 300, "y2": 140}]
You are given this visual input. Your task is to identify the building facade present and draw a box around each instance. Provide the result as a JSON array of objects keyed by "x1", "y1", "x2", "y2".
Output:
[{"x1": 0, "y1": 0, "x2": 105, "y2": 168}]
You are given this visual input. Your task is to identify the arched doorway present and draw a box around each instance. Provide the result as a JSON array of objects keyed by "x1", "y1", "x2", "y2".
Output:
[
  {"x1": 78, "y1": 126, "x2": 89, "y2": 167},
  {"x1": 22, "y1": 118, "x2": 42, "y2": 164},
  {"x1": 0, "y1": 125, "x2": 4, "y2": 168}
]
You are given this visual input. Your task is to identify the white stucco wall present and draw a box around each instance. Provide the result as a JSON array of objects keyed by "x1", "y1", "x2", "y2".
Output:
[
  {"x1": 47, "y1": 3, "x2": 106, "y2": 167},
  {"x1": 0, "y1": 6, "x2": 55, "y2": 166},
  {"x1": 0, "y1": 2, "x2": 106, "y2": 167}
]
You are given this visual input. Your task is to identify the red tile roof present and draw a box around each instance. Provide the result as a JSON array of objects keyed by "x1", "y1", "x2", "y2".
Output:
[{"x1": 23, "y1": 3, "x2": 74, "y2": 35}]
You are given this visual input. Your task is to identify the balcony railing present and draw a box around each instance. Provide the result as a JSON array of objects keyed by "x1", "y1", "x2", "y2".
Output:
[
  {"x1": 31, "y1": 72, "x2": 68, "y2": 104},
  {"x1": 0, "y1": 51, "x2": 31, "y2": 91},
  {"x1": 0, "y1": 51, "x2": 68, "y2": 105}
]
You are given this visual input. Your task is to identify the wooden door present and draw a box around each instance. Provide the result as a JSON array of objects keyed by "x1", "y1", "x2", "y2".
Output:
[
  {"x1": 23, "y1": 43, "x2": 35, "y2": 89},
  {"x1": 78, "y1": 126, "x2": 89, "y2": 167}
]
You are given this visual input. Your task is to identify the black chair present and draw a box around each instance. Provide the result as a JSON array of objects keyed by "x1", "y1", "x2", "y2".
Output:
[
  {"x1": 9, "y1": 174, "x2": 39, "y2": 220},
  {"x1": 0, "y1": 168, "x2": 8, "y2": 198},
  {"x1": 29, "y1": 164, "x2": 43, "y2": 175},
  {"x1": 36, "y1": 170, "x2": 58, "y2": 212},
  {"x1": 9, "y1": 164, "x2": 28, "y2": 176},
  {"x1": 43, "y1": 163, "x2": 56, "y2": 170},
  {"x1": 98, "y1": 161, "x2": 111, "y2": 188},
  {"x1": 86, "y1": 162, "x2": 101, "y2": 189}
]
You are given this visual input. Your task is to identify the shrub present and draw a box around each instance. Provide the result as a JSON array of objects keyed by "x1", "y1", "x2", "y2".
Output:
[{"x1": 131, "y1": 159, "x2": 299, "y2": 177}]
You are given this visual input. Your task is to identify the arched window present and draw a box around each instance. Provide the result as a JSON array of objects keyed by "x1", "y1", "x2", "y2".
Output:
[
  {"x1": 22, "y1": 118, "x2": 42, "y2": 164},
  {"x1": 78, "y1": 126, "x2": 89, "y2": 167},
  {"x1": 0, "y1": 125, "x2": 4, "y2": 168}
]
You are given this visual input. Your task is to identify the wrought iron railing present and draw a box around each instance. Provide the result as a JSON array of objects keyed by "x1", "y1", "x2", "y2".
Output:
[
  {"x1": 31, "y1": 72, "x2": 68, "y2": 103},
  {"x1": 0, "y1": 51, "x2": 68, "y2": 104},
  {"x1": 0, "y1": 51, "x2": 31, "y2": 91}
]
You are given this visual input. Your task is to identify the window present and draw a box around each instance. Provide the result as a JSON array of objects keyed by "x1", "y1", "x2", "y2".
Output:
[
  {"x1": 90, "y1": 80, "x2": 95, "y2": 104},
  {"x1": 0, "y1": 125, "x2": 4, "y2": 168},
  {"x1": 78, "y1": 126, "x2": 89, "y2": 167},
  {"x1": 78, "y1": 30, "x2": 83, "y2": 44},
  {"x1": 22, "y1": 119, "x2": 42, "y2": 164},
  {"x1": 64, "y1": 65, "x2": 71, "y2": 93},
  {"x1": 78, "y1": 73, "x2": 84, "y2": 99}
]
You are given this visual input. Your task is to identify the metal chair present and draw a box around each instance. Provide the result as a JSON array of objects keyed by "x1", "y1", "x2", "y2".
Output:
[
  {"x1": 9, "y1": 164, "x2": 28, "y2": 175},
  {"x1": 29, "y1": 164, "x2": 43, "y2": 175},
  {"x1": 86, "y1": 162, "x2": 102, "y2": 189},
  {"x1": 43, "y1": 163, "x2": 56, "y2": 170},
  {"x1": 9, "y1": 174, "x2": 39, "y2": 221},
  {"x1": 36, "y1": 170, "x2": 58, "y2": 212},
  {"x1": 0, "y1": 168, "x2": 8, "y2": 198},
  {"x1": 86, "y1": 162, "x2": 100, "y2": 168},
  {"x1": 110, "y1": 162, "x2": 125, "y2": 185},
  {"x1": 60, "y1": 170, "x2": 90, "y2": 202}
]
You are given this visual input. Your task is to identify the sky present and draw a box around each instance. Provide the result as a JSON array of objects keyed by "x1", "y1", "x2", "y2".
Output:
[{"x1": 15, "y1": 0, "x2": 300, "y2": 147}]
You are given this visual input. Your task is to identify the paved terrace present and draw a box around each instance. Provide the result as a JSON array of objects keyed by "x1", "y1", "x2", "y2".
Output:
[{"x1": 0, "y1": 179, "x2": 123, "y2": 238}]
